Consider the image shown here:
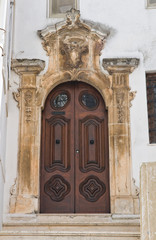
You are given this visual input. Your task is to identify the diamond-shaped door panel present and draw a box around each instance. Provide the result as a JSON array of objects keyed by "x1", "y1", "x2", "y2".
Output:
[
  {"x1": 44, "y1": 175, "x2": 71, "y2": 202},
  {"x1": 79, "y1": 176, "x2": 106, "y2": 202}
]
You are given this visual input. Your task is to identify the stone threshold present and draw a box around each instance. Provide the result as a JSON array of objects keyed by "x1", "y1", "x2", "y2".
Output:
[
  {"x1": 3, "y1": 214, "x2": 140, "y2": 225},
  {"x1": 1, "y1": 214, "x2": 140, "y2": 240}
]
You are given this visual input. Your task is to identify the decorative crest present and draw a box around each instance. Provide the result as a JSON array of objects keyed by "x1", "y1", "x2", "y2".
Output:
[{"x1": 66, "y1": 8, "x2": 80, "y2": 26}]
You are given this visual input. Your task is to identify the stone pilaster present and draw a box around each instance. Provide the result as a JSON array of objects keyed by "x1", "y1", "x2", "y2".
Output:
[
  {"x1": 141, "y1": 163, "x2": 156, "y2": 240},
  {"x1": 10, "y1": 59, "x2": 45, "y2": 213},
  {"x1": 103, "y1": 58, "x2": 139, "y2": 214}
]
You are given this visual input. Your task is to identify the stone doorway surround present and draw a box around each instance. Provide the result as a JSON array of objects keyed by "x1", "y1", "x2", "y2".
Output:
[{"x1": 10, "y1": 9, "x2": 139, "y2": 214}]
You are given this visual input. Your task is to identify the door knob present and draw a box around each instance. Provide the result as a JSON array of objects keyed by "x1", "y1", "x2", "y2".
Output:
[
  {"x1": 90, "y1": 140, "x2": 94, "y2": 144},
  {"x1": 56, "y1": 139, "x2": 60, "y2": 144},
  {"x1": 76, "y1": 150, "x2": 79, "y2": 153}
]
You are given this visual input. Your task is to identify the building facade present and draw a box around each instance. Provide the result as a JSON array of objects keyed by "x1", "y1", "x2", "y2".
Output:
[{"x1": 0, "y1": 0, "x2": 156, "y2": 239}]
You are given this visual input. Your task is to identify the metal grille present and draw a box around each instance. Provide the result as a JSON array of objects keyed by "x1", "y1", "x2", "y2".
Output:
[{"x1": 146, "y1": 73, "x2": 156, "y2": 143}]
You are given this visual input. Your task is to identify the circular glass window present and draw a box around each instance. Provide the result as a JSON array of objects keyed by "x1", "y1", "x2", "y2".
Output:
[
  {"x1": 51, "y1": 92, "x2": 69, "y2": 109},
  {"x1": 81, "y1": 93, "x2": 98, "y2": 110}
]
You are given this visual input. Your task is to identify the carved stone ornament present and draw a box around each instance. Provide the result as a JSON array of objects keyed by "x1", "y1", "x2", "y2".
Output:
[
  {"x1": 60, "y1": 37, "x2": 88, "y2": 69},
  {"x1": 38, "y1": 8, "x2": 109, "y2": 84},
  {"x1": 13, "y1": 89, "x2": 21, "y2": 108},
  {"x1": 129, "y1": 91, "x2": 137, "y2": 107},
  {"x1": 116, "y1": 90, "x2": 125, "y2": 123},
  {"x1": 24, "y1": 90, "x2": 33, "y2": 122}
]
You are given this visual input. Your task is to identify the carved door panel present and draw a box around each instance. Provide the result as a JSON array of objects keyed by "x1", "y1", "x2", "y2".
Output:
[
  {"x1": 40, "y1": 81, "x2": 110, "y2": 213},
  {"x1": 40, "y1": 82, "x2": 75, "y2": 213},
  {"x1": 74, "y1": 82, "x2": 110, "y2": 213}
]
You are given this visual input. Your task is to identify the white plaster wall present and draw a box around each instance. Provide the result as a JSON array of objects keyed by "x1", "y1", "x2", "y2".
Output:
[
  {"x1": 4, "y1": 0, "x2": 156, "y2": 212},
  {"x1": 0, "y1": 0, "x2": 11, "y2": 228},
  {"x1": 0, "y1": 0, "x2": 14, "y2": 223}
]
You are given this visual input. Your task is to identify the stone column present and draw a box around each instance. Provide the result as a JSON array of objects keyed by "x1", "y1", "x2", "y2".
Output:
[
  {"x1": 10, "y1": 59, "x2": 45, "y2": 213},
  {"x1": 103, "y1": 58, "x2": 139, "y2": 214},
  {"x1": 141, "y1": 163, "x2": 156, "y2": 240}
]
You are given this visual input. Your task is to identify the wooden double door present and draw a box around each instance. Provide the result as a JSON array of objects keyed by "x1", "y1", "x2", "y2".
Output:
[{"x1": 40, "y1": 81, "x2": 110, "y2": 213}]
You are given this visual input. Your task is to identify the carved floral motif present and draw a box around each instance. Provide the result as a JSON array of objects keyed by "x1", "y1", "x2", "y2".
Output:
[
  {"x1": 24, "y1": 90, "x2": 33, "y2": 122},
  {"x1": 116, "y1": 91, "x2": 125, "y2": 123}
]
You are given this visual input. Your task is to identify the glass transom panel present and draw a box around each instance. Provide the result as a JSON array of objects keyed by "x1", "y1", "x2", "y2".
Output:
[
  {"x1": 81, "y1": 93, "x2": 98, "y2": 109},
  {"x1": 52, "y1": 93, "x2": 69, "y2": 109}
]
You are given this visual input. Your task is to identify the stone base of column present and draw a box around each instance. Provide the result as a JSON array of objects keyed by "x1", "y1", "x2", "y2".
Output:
[
  {"x1": 111, "y1": 196, "x2": 139, "y2": 214},
  {"x1": 9, "y1": 195, "x2": 38, "y2": 214},
  {"x1": 141, "y1": 163, "x2": 156, "y2": 240}
]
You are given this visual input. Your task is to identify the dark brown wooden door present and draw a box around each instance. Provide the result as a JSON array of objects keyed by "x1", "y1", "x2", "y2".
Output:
[{"x1": 40, "y1": 81, "x2": 110, "y2": 213}]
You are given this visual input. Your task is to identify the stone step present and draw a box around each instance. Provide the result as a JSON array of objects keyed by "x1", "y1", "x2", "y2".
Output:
[
  {"x1": 0, "y1": 231, "x2": 140, "y2": 240},
  {"x1": 0, "y1": 214, "x2": 140, "y2": 240}
]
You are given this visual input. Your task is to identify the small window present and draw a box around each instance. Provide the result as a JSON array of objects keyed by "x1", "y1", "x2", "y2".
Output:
[
  {"x1": 147, "y1": 0, "x2": 156, "y2": 8},
  {"x1": 49, "y1": 0, "x2": 79, "y2": 18},
  {"x1": 146, "y1": 73, "x2": 156, "y2": 143}
]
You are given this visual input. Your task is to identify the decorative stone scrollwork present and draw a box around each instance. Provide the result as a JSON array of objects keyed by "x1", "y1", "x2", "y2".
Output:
[
  {"x1": 24, "y1": 90, "x2": 33, "y2": 122},
  {"x1": 129, "y1": 91, "x2": 137, "y2": 107},
  {"x1": 116, "y1": 90, "x2": 125, "y2": 123},
  {"x1": 13, "y1": 89, "x2": 21, "y2": 108},
  {"x1": 66, "y1": 8, "x2": 80, "y2": 26},
  {"x1": 44, "y1": 175, "x2": 71, "y2": 202}
]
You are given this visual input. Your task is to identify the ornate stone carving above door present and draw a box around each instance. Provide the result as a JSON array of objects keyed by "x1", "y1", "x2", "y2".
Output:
[{"x1": 11, "y1": 9, "x2": 140, "y2": 214}]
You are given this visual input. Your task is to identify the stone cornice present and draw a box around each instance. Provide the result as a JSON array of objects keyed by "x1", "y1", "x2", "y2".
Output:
[
  {"x1": 102, "y1": 58, "x2": 140, "y2": 74},
  {"x1": 11, "y1": 59, "x2": 45, "y2": 75}
]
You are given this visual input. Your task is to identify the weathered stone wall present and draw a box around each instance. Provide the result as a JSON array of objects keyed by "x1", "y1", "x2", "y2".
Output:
[{"x1": 141, "y1": 163, "x2": 156, "y2": 240}]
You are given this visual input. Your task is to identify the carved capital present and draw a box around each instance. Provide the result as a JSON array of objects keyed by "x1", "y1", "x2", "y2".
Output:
[
  {"x1": 11, "y1": 59, "x2": 45, "y2": 75},
  {"x1": 102, "y1": 58, "x2": 140, "y2": 74}
]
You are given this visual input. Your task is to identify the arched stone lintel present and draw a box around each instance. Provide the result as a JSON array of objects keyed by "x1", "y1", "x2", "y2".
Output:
[{"x1": 38, "y1": 70, "x2": 112, "y2": 109}]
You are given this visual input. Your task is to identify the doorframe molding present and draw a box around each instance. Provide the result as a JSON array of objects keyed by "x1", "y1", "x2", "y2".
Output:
[{"x1": 10, "y1": 9, "x2": 140, "y2": 214}]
